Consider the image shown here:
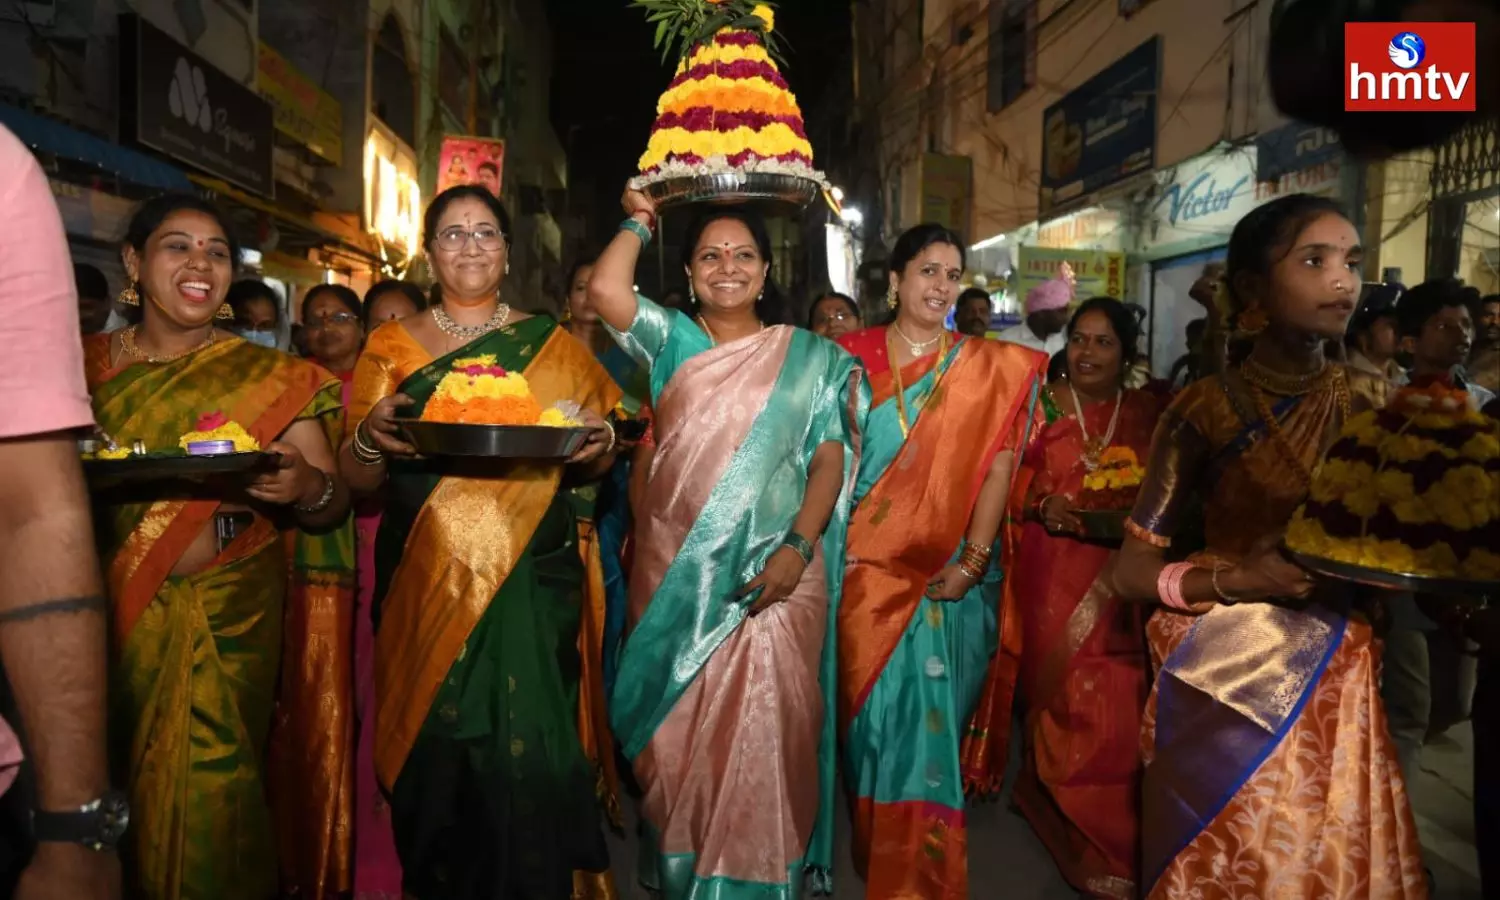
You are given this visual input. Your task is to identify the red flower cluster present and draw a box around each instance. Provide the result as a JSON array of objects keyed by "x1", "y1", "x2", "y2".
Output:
[
  {"x1": 457, "y1": 364, "x2": 509, "y2": 377},
  {"x1": 195, "y1": 410, "x2": 229, "y2": 431},
  {"x1": 652, "y1": 108, "x2": 807, "y2": 136},
  {"x1": 667, "y1": 60, "x2": 788, "y2": 91}
]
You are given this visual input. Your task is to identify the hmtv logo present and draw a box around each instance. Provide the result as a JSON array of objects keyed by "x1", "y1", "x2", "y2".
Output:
[{"x1": 1345, "y1": 22, "x2": 1476, "y2": 111}]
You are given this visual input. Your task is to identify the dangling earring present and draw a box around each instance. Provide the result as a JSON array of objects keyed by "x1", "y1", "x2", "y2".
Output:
[
  {"x1": 216, "y1": 302, "x2": 235, "y2": 320},
  {"x1": 560, "y1": 306, "x2": 572, "y2": 323},
  {"x1": 504, "y1": 261, "x2": 510, "y2": 275},
  {"x1": 117, "y1": 283, "x2": 140, "y2": 306},
  {"x1": 886, "y1": 285, "x2": 898, "y2": 309},
  {"x1": 688, "y1": 284, "x2": 697, "y2": 305},
  {"x1": 1236, "y1": 304, "x2": 1268, "y2": 336}
]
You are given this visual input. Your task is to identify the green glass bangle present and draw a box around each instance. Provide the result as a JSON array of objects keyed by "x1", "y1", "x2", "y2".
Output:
[
  {"x1": 620, "y1": 217, "x2": 652, "y2": 247},
  {"x1": 782, "y1": 532, "x2": 814, "y2": 566}
]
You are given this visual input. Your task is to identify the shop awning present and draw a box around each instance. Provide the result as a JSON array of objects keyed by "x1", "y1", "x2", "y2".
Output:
[
  {"x1": 0, "y1": 103, "x2": 192, "y2": 193},
  {"x1": 188, "y1": 174, "x2": 383, "y2": 269}
]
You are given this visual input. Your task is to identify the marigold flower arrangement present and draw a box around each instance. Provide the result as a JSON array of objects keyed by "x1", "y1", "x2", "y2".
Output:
[
  {"x1": 631, "y1": 0, "x2": 829, "y2": 190},
  {"x1": 178, "y1": 410, "x2": 261, "y2": 452},
  {"x1": 1076, "y1": 446, "x2": 1146, "y2": 512},
  {"x1": 422, "y1": 355, "x2": 581, "y2": 427},
  {"x1": 1286, "y1": 380, "x2": 1500, "y2": 582}
]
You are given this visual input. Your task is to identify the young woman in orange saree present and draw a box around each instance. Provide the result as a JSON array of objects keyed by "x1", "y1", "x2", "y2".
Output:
[
  {"x1": 836, "y1": 224, "x2": 1046, "y2": 900},
  {"x1": 85, "y1": 194, "x2": 354, "y2": 899},
  {"x1": 1007, "y1": 298, "x2": 1163, "y2": 898},
  {"x1": 1111, "y1": 195, "x2": 1427, "y2": 898}
]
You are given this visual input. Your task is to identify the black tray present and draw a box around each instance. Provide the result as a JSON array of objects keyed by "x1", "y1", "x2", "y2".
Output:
[
  {"x1": 1073, "y1": 508, "x2": 1128, "y2": 544},
  {"x1": 394, "y1": 419, "x2": 591, "y2": 459},
  {"x1": 83, "y1": 451, "x2": 277, "y2": 484},
  {"x1": 1284, "y1": 548, "x2": 1500, "y2": 598}
]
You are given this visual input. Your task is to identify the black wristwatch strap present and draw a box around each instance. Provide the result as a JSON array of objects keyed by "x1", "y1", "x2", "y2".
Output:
[{"x1": 32, "y1": 788, "x2": 130, "y2": 850}]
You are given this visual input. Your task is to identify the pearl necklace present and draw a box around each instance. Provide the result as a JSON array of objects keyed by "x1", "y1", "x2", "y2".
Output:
[
  {"x1": 892, "y1": 320, "x2": 943, "y2": 354},
  {"x1": 1067, "y1": 381, "x2": 1123, "y2": 471},
  {"x1": 431, "y1": 302, "x2": 510, "y2": 340},
  {"x1": 119, "y1": 325, "x2": 216, "y2": 364}
]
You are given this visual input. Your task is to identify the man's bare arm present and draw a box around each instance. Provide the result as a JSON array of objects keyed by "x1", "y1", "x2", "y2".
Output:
[{"x1": 0, "y1": 433, "x2": 111, "y2": 810}]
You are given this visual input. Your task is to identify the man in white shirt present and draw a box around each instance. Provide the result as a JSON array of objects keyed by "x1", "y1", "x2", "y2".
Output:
[{"x1": 996, "y1": 275, "x2": 1070, "y2": 356}]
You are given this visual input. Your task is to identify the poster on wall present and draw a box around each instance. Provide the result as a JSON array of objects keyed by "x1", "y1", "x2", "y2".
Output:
[
  {"x1": 1015, "y1": 247, "x2": 1127, "y2": 306},
  {"x1": 438, "y1": 136, "x2": 506, "y2": 198}
]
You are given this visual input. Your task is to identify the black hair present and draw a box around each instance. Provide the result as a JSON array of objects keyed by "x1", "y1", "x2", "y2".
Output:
[
  {"x1": 301, "y1": 283, "x2": 362, "y2": 322},
  {"x1": 362, "y1": 280, "x2": 428, "y2": 329},
  {"x1": 883, "y1": 223, "x2": 966, "y2": 323},
  {"x1": 123, "y1": 192, "x2": 243, "y2": 271},
  {"x1": 1481, "y1": 293, "x2": 1500, "y2": 309},
  {"x1": 1396, "y1": 278, "x2": 1480, "y2": 339},
  {"x1": 679, "y1": 205, "x2": 789, "y2": 325},
  {"x1": 1225, "y1": 193, "x2": 1348, "y2": 317},
  {"x1": 1046, "y1": 349, "x2": 1069, "y2": 383},
  {"x1": 1346, "y1": 281, "x2": 1404, "y2": 345},
  {"x1": 806, "y1": 291, "x2": 860, "y2": 329},
  {"x1": 957, "y1": 286, "x2": 990, "y2": 308},
  {"x1": 226, "y1": 279, "x2": 281, "y2": 324},
  {"x1": 423, "y1": 184, "x2": 513, "y2": 249},
  {"x1": 1066, "y1": 296, "x2": 1143, "y2": 372},
  {"x1": 564, "y1": 257, "x2": 597, "y2": 296},
  {"x1": 73, "y1": 263, "x2": 109, "y2": 300},
  {"x1": 1185, "y1": 317, "x2": 1207, "y2": 341}
]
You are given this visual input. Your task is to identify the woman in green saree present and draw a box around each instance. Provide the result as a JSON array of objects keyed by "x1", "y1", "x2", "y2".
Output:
[
  {"x1": 587, "y1": 185, "x2": 863, "y2": 899},
  {"x1": 340, "y1": 185, "x2": 622, "y2": 900},
  {"x1": 83, "y1": 193, "x2": 355, "y2": 899}
]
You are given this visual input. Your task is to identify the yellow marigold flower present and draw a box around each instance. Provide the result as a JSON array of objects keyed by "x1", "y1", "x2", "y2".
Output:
[
  {"x1": 1461, "y1": 548, "x2": 1500, "y2": 580},
  {"x1": 1082, "y1": 473, "x2": 1106, "y2": 492},
  {"x1": 1343, "y1": 411, "x2": 1383, "y2": 447},
  {"x1": 1460, "y1": 431, "x2": 1500, "y2": 463},
  {"x1": 453, "y1": 354, "x2": 497, "y2": 368},
  {"x1": 1342, "y1": 484, "x2": 1381, "y2": 519},
  {"x1": 96, "y1": 445, "x2": 133, "y2": 460},
  {"x1": 1412, "y1": 542, "x2": 1460, "y2": 577},
  {"x1": 1383, "y1": 433, "x2": 1452, "y2": 464},
  {"x1": 1437, "y1": 465, "x2": 1494, "y2": 529},
  {"x1": 1368, "y1": 539, "x2": 1418, "y2": 573},
  {"x1": 1389, "y1": 495, "x2": 1436, "y2": 526},
  {"x1": 1373, "y1": 468, "x2": 1416, "y2": 504},
  {"x1": 538, "y1": 407, "x2": 580, "y2": 427},
  {"x1": 752, "y1": 3, "x2": 774, "y2": 31},
  {"x1": 1285, "y1": 514, "x2": 1329, "y2": 556}
]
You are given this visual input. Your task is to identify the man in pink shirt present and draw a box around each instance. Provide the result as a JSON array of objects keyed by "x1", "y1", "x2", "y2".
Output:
[{"x1": 0, "y1": 123, "x2": 121, "y2": 899}]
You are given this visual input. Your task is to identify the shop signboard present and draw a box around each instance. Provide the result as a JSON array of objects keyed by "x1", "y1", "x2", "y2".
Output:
[
  {"x1": 1039, "y1": 37, "x2": 1159, "y2": 217},
  {"x1": 438, "y1": 135, "x2": 506, "y2": 198},
  {"x1": 1255, "y1": 121, "x2": 1342, "y2": 183},
  {"x1": 364, "y1": 124, "x2": 422, "y2": 260},
  {"x1": 257, "y1": 42, "x2": 343, "y2": 165},
  {"x1": 1016, "y1": 247, "x2": 1127, "y2": 306},
  {"x1": 920, "y1": 153, "x2": 973, "y2": 237},
  {"x1": 119, "y1": 15, "x2": 274, "y2": 196}
]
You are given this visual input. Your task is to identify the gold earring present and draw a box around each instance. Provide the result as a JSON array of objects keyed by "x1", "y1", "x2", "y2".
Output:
[
  {"x1": 504, "y1": 261, "x2": 510, "y2": 275},
  {"x1": 216, "y1": 303, "x2": 235, "y2": 320},
  {"x1": 118, "y1": 283, "x2": 140, "y2": 306},
  {"x1": 886, "y1": 285, "x2": 898, "y2": 309}
]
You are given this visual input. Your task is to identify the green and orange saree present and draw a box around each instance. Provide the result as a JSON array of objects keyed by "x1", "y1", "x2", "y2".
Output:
[
  {"x1": 348, "y1": 316, "x2": 621, "y2": 900},
  {"x1": 83, "y1": 334, "x2": 355, "y2": 900},
  {"x1": 835, "y1": 327, "x2": 1045, "y2": 900}
]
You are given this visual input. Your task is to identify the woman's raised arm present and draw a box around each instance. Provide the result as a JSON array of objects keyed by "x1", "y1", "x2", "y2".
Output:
[{"x1": 585, "y1": 186, "x2": 658, "y2": 333}]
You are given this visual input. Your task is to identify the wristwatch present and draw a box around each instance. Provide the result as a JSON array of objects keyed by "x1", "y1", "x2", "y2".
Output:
[{"x1": 32, "y1": 789, "x2": 130, "y2": 850}]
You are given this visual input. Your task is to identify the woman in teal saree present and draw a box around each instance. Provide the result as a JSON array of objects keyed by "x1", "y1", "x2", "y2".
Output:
[{"x1": 587, "y1": 187, "x2": 864, "y2": 899}]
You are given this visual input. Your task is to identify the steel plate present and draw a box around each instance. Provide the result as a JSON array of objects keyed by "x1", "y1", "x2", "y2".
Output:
[
  {"x1": 1284, "y1": 548, "x2": 1499, "y2": 598},
  {"x1": 395, "y1": 419, "x2": 591, "y2": 459},
  {"x1": 83, "y1": 451, "x2": 276, "y2": 485},
  {"x1": 639, "y1": 172, "x2": 822, "y2": 210}
]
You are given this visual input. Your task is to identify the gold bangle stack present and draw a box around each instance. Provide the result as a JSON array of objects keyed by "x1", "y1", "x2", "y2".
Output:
[
  {"x1": 351, "y1": 422, "x2": 385, "y2": 466},
  {"x1": 958, "y1": 542, "x2": 992, "y2": 580}
]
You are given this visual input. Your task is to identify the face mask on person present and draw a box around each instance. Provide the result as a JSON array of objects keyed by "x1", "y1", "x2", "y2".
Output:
[{"x1": 240, "y1": 329, "x2": 278, "y2": 349}]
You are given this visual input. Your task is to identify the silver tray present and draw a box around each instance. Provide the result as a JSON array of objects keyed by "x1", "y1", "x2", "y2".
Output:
[
  {"x1": 639, "y1": 172, "x2": 822, "y2": 210},
  {"x1": 83, "y1": 451, "x2": 277, "y2": 485},
  {"x1": 1284, "y1": 548, "x2": 1499, "y2": 599},
  {"x1": 394, "y1": 419, "x2": 591, "y2": 459}
]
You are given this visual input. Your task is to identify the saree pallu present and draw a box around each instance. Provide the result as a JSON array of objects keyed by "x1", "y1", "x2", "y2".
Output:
[
  {"x1": 1008, "y1": 389, "x2": 1162, "y2": 900},
  {"x1": 83, "y1": 335, "x2": 354, "y2": 900},
  {"x1": 349, "y1": 318, "x2": 621, "y2": 900},
  {"x1": 1128, "y1": 371, "x2": 1427, "y2": 898},
  {"x1": 608, "y1": 297, "x2": 864, "y2": 899},
  {"x1": 835, "y1": 328, "x2": 1045, "y2": 900}
]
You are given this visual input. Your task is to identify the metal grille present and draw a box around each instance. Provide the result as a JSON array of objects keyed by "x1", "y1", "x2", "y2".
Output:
[{"x1": 1430, "y1": 119, "x2": 1500, "y2": 199}]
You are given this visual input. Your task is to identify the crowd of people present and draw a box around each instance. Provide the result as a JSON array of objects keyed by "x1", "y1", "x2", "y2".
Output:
[{"x1": 1, "y1": 112, "x2": 1497, "y2": 900}]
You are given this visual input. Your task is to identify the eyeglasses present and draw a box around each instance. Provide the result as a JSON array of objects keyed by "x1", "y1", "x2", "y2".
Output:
[
  {"x1": 814, "y1": 310, "x2": 857, "y2": 325},
  {"x1": 306, "y1": 312, "x2": 360, "y2": 329},
  {"x1": 435, "y1": 226, "x2": 506, "y2": 252}
]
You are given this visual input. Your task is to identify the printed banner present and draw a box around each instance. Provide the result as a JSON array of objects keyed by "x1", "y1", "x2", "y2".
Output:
[
  {"x1": 1015, "y1": 247, "x2": 1127, "y2": 306},
  {"x1": 437, "y1": 135, "x2": 505, "y2": 198}
]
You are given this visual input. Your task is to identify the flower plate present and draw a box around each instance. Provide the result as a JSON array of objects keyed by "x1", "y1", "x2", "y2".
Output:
[
  {"x1": 1072, "y1": 508, "x2": 1129, "y2": 546},
  {"x1": 639, "y1": 172, "x2": 822, "y2": 210},
  {"x1": 394, "y1": 419, "x2": 591, "y2": 459},
  {"x1": 1283, "y1": 548, "x2": 1499, "y2": 599},
  {"x1": 82, "y1": 451, "x2": 276, "y2": 486}
]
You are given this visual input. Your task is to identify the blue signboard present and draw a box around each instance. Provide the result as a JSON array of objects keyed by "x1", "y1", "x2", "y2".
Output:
[
  {"x1": 1255, "y1": 121, "x2": 1343, "y2": 183},
  {"x1": 1038, "y1": 36, "x2": 1160, "y2": 217}
]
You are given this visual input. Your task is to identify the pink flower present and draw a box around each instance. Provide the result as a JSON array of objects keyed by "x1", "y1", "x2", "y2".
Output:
[{"x1": 195, "y1": 410, "x2": 228, "y2": 431}]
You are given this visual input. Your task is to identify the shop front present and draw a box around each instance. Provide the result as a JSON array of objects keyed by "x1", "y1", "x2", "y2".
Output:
[
  {"x1": 969, "y1": 205, "x2": 1131, "y2": 331},
  {"x1": 1426, "y1": 120, "x2": 1499, "y2": 295},
  {"x1": 364, "y1": 120, "x2": 423, "y2": 277},
  {"x1": 1134, "y1": 133, "x2": 1354, "y2": 374}
]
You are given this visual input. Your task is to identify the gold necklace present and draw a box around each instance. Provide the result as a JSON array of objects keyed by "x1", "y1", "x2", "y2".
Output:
[
  {"x1": 119, "y1": 325, "x2": 216, "y2": 364},
  {"x1": 892, "y1": 320, "x2": 942, "y2": 353},
  {"x1": 431, "y1": 302, "x2": 510, "y2": 339},
  {"x1": 1242, "y1": 355, "x2": 1329, "y2": 396},
  {"x1": 886, "y1": 327, "x2": 951, "y2": 438},
  {"x1": 1067, "y1": 382, "x2": 1124, "y2": 471},
  {"x1": 697, "y1": 316, "x2": 763, "y2": 346},
  {"x1": 1250, "y1": 366, "x2": 1351, "y2": 488}
]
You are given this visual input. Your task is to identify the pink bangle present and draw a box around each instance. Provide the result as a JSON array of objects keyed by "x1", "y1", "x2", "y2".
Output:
[{"x1": 1157, "y1": 562, "x2": 1198, "y2": 612}]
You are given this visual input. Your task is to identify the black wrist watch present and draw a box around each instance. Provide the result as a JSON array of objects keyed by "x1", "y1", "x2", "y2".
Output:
[{"x1": 31, "y1": 789, "x2": 130, "y2": 850}]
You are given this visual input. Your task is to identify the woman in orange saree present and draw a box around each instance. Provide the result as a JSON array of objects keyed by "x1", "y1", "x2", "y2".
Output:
[
  {"x1": 835, "y1": 224, "x2": 1046, "y2": 900},
  {"x1": 1007, "y1": 298, "x2": 1162, "y2": 898},
  {"x1": 84, "y1": 194, "x2": 354, "y2": 899},
  {"x1": 1111, "y1": 195, "x2": 1427, "y2": 898}
]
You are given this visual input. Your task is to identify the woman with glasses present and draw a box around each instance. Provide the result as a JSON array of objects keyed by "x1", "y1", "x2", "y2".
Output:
[
  {"x1": 808, "y1": 291, "x2": 862, "y2": 339},
  {"x1": 339, "y1": 185, "x2": 621, "y2": 900}
]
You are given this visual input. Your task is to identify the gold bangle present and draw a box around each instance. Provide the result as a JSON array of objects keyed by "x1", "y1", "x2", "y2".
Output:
[
  {"x1": 601, "y1": 418, "x2": 617, "y2": 455},
  {"x1": 352, "y1": 422, "x2": 385, "y2": 466}
]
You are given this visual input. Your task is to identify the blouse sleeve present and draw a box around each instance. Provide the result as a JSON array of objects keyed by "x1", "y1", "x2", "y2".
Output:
[
  {"x1": 605, "y1": 294, "x2": 679, "y2": 370},
  {"x1": 1127, "y1": 399, "x2": 1212, "y2": 548},
  {"x1": 347, "y1": 350, "x2": 399, "y2": 431}
]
